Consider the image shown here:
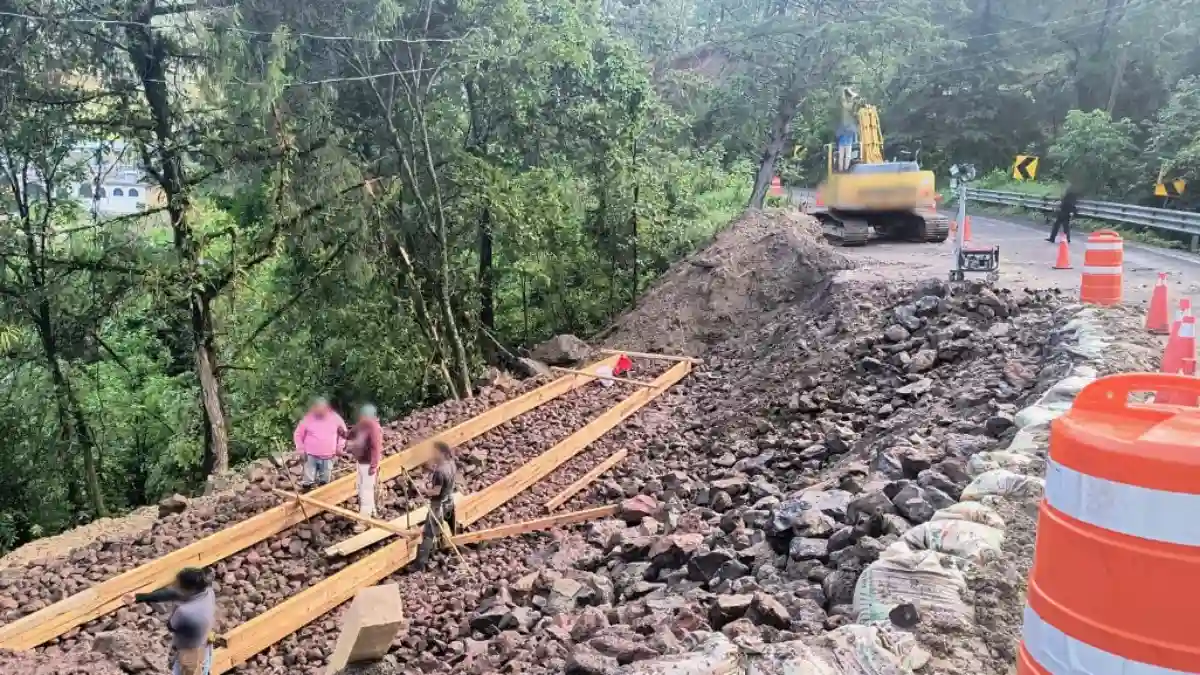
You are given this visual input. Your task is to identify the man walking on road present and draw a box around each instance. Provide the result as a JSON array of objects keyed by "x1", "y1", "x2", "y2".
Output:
[
  {"x1": 1048, "y1": 184, "x2": 1079, "y2": 244},
  {"x1": 343, "y1": 403, "x2": 383, "y2": 527},
  {"x1": 293, "y1": 397, "x2": 347, "y2": 489},
  {"x1": 412, "y1": 440, "x2": 458, "y2": 571}
]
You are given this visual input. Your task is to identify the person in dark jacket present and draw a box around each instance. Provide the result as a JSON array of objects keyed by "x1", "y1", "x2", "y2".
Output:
[
  {"x1": 411, "y1": 440, "x2": 457, "y2": 571},
  {"x1": 1048, "y1": 184, "x2": 1079, "y2": 243},
  {"x1": 123, "y1": 567, "x2": 217, "y2": 675}
]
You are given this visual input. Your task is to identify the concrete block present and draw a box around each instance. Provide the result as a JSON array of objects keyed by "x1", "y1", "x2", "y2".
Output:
[{"x1": 324, "y1": 583, "x2": 405, "y2": 675}]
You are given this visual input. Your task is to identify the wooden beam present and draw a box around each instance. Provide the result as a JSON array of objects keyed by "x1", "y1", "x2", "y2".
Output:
[
  {"x1": 459, "y1": 361, "x2": 692, "y2": 525},
  {"x1": 271, "y1": 490, "x2": 419, "y2": 539},
  {"x1": 207, "y1": 361, "x2": 690, "y2": 674},
  {"x1": 451, "y1": 504, "x2": 618, "y2": 547},
  {"x1": 322, "y1": 493, "x2": 463, "y2": 558},
  {"x1": 550, "y1": 366, "x2": 656, "y2": 388},
  {"x1": 599, "y1": 348, "x2": 701, "y2": 364},
  {"x1": 0, "y1": 356, "x2": 620, "y2": 651},
  {"x1": 544, "y1": 450, "x2": 628, "y2": 511}
]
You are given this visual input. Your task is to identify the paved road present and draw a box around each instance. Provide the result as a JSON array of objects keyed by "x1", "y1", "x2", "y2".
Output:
[{"x1": 799, "y1": 197, "x2": 1200, "y2": 306}]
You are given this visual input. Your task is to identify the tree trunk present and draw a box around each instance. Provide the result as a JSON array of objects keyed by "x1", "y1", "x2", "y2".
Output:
[
  {"x1": 35, "y1": 303, "x2": 106, "y2": 517},
  {"x1": 478, "y1": 206, "x2": 495, "y2": 362},
  {"x1": 126, "y1": 12, "x2": 231, "y2": 475},
  {"x1": 192, "y1": 294, "x2": 230, "y2": 474},
  {"x1": 749, "y1": 85, "x2": 801, "y2": 209}
]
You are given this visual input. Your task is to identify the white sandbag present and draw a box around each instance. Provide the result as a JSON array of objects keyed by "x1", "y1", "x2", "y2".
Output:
[
  {"x1": 744, "y1": 625, "x2": 917, "y2": 675},
  {"x1": 852, "y1": 550, "x2": 971, "y2": 624},
  {"x1": 619, "y1": 632, "x2": 743, "y2": 675},
  {"x1": 961, "y1": 469, "x2": 1044, "y2": 502},
  {"x1": 900, "y1": 520, "x2": 1003, "y2": 562},
  {"x1": 930, "y1": 502, "x2": 1006, "y2": 529},
  {"x1": 967, "y1": 451, "x2": 1035, "y2": 477}
]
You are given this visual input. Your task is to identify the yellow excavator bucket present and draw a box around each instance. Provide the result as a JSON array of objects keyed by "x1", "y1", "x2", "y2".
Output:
[{"x1": 857, "y1": 105, "x2": 884, "y2": 165}]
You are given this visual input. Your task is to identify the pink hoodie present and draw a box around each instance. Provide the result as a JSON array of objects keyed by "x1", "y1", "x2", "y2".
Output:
[{"x1": 293, "y1": 411, "x2": 347, "y2": 459}]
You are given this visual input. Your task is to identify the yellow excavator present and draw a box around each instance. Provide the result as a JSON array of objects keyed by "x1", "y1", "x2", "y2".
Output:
[{"x1": 810, "y1": 88, "x2": 949, "y2": 246}]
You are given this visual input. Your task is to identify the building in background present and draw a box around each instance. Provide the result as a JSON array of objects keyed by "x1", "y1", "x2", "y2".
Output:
[{"x1": 67, "y1": 141, "x2": 166, "y2": 217}]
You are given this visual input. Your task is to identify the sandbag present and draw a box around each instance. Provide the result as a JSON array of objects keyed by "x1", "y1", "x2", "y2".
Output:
[
  {"x1": 961, "y1": 469, "x2": 1044, "y2": 502},
  {"x1": 745, "y1": 625, "x2": 916, "y2": 675},
  {"x1": 852, "y1": 550, "x2": 971, "y2": 624},
  {"x1": 618, "y1": 632, "x2": 742, "y2": 675},
  {"x1": 967, "y1": 451, "x2": 1035, "y2": 477},
  {"x1": 929, "y1": 502, "x2": 1006, "y2": 529},
  {"x1": 900, "y1": 520, "x2": 1003, "y2": 562}
]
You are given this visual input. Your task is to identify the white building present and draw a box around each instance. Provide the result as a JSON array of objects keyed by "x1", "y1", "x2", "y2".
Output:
[{"x1": 68, "y1": 142, "x2": 163, "y2": 217}]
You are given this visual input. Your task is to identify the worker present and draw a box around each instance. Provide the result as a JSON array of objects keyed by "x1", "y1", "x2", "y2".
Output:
[
  {"x1": 122, "y1": 568, "x2": 216, "y2": 675},
  {"x1": 341, "y1": 403, "x2": 384, "y2": 527},
  {"x1": 1048, "y1": 183, "x2": 1079, "y2": 244},
  {"x1": 836, "y1": 124, "x2": 856, "y2": 172},
  {"x1": 293, "y1": 397, "x2": 347, "y2": 489},
  {"x1": 411, "y1": 440, "x2": 458, "y2": 571}
]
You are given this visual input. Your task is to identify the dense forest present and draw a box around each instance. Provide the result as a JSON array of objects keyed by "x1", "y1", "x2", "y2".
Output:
[{"x1": 0, "y1": 0, "x2": 1197, "y2": 552}]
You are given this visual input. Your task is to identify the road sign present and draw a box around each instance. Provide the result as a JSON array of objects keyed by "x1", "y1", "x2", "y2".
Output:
[
  {"x1": 1155, "y1": 179, "x2": 1186, "y2": 198},
  {"x1": 1012, "y1": 155, "x2": 1039, "y2": 181}
]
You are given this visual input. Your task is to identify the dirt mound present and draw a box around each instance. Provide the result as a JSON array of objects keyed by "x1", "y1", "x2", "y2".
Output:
[{"x1": 600, "y1": 209, "x2": 852, "y2": 355}]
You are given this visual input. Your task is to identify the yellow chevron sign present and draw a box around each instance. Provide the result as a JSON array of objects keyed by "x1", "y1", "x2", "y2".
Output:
[{"x1": 1155, "y1": 179, "x2": 1186, "y2": 198}]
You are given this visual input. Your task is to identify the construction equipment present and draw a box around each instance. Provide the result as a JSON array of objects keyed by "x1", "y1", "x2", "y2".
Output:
[{"x1": 810, "y1": 88, "x2": 949, "y2": 246}]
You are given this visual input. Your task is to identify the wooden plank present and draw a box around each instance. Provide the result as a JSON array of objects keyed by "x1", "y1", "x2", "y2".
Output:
[
  {"x1": 0, "y1": 356, "x2": 619, "y2": 651},
  {"x1": 544, "y1": 450, "x2": 628, "y2": 511},
  {"x1": 460, "y1": 361, "x2": 691, "y2": 525},
  {"x1": 271, "y1": 490, "x2": 419, "y2": 539},
  {"x1": 325, "y1": 360, "x2": 667, "y2": 558},
  {"x1": 599, "y1": 348, "x2": 702, "y2": 364},
  {"x1": 208, "y1": 360, "x2": 690, "y2": 674},
  {"x1": 550, "y1": 366, "x2": 656, "y2": 388},
  {"x1": 451, "y1": 504, "x2": 618, "y2": 547},
  {"x1": 322, "y1": 493, "x2": 463, "y2": 558}
]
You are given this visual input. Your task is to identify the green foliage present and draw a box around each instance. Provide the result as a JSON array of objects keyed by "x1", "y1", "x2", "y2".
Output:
[{"x1": 1048, "y1": 111, "x2": 1142, "y2": 199}]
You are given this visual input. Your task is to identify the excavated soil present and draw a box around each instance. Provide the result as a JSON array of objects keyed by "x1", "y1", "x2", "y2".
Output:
[{"x1": 599, "y1": 208, "x2": 852, "y2": 355}]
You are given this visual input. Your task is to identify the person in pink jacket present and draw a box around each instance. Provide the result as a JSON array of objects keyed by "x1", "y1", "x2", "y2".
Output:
[{"x1": 293, "y1": 398, "x2": 347, "y2": 488}]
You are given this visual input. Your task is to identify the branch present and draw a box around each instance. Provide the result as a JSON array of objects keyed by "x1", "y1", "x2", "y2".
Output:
[{"x1": 208, "y1": 177, "x2": 386, "y2": 296}]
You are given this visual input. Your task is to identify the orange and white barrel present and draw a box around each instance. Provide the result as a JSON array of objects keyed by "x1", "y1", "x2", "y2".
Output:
[
  {"x1": 1019, "y1": 372, "x2": 1200, "y2": 675},
  {"x1": 1080, "y1": 230, "x2": 1123, "y2": 306}
]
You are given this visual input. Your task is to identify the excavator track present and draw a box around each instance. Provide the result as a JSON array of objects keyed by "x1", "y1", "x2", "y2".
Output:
[
  {"x1": 813, "y1": 208, "x2": 948, "y2": 247},
  {"x1": 916, "y1": 211, "x2": 950, "y2": 243},
  {"x1": 813, "y1": 211, "x2": 870, "y2": 247}
]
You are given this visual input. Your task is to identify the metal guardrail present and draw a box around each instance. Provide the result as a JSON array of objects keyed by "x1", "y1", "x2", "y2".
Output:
[{"x1": 966, "y1": 188, "x2": 1200, "y2": 244}]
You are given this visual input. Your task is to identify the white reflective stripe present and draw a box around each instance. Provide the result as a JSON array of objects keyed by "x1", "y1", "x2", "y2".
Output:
[
  {"x1": 1086, "y1": 242, "x2": 1124, "y2": 251},
  {"x1": 1045, "y1": 459, "x2": 1200, "y2": 546},
  {"x1": 1022, "y1": 605, "x2": 1189, "y2": 675},
  {"x1": 1082, "y1": 266, "x2": 1122, "y2": 275}
]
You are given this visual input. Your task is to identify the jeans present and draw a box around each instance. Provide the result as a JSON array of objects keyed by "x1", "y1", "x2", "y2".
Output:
[
  {"x1": 172, "y1": 645, "x2": 212, "y2": 675},
  {"x1": 302, "y1": 455, "x2": 334, "y2": 486},
  {"x1": 356, "y1": 464, "x2": 376, "y2": 517},
  {"x1": 1049, "y1": 214, "x2": 1072, "y2": 243},
  {"x1": 414, "y1": 500, "x2": 457, "y2": 568}
]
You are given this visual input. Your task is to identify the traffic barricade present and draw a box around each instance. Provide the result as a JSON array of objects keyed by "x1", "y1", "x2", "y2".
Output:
[
  {"x1": 1019, "y1": 372, "x2": 1200, "y2": 674},
  {"x1": 1080, "y1": 230, "x2": 1123, "y2": 306}
]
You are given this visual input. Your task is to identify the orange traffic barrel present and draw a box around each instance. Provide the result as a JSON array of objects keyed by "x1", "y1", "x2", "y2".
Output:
[
  {"x1": 1019, "y1": 372, "x2": 1200, "y2": 675},
  {"x1": 1080, "y1": 230, "x2": 1123, "y2": 306}
]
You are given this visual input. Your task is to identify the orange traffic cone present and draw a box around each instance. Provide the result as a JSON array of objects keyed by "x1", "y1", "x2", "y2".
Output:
[
  {"x1": 770, "y1": 176, "x2": 783, "y2": 197},
  {"x1": 1164, "y1": 298, "x2": 1193, "y2": 370},
  {"x1": 1146, "y1": 272, "x2": 1171, "y2": 334},
  {"x1": 962, "y1": 215, "x2": 972, "y2": 242},
  {"x1": 814, "y1": 191, "x2": 824, "y2": 207},
  {"x1": 1052, "y1": 238, "x2": 1072, "y2": 269},
  {"x1": 1163, "y1": 314, "x2": 1196, "y2": 376}
]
